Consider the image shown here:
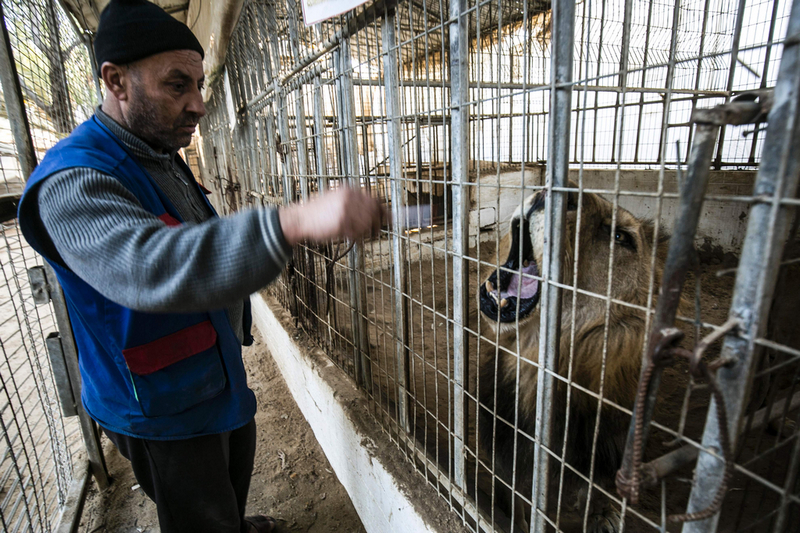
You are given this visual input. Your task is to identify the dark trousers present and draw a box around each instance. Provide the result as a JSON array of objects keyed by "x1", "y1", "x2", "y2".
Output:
[{"x1": 102, "y1": 419, "x2": 257, "y2": 533}]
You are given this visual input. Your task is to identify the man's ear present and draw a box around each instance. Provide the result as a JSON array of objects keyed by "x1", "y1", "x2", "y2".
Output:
[{"x1": 101, "y1": 62, "x2": 129, "y2": 101}]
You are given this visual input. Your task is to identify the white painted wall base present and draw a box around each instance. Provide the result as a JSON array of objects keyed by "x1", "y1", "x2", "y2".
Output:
[{"x1": 250, "y1": 293, "x2": 462, "y2": 533}]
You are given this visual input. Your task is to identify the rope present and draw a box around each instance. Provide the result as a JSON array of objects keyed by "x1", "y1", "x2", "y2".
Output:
[{"x1": 617, "y1": 319, "x2": 740, "y2": 523}]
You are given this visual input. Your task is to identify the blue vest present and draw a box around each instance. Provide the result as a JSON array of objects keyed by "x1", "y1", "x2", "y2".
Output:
[{"x1": 18, "y1": 116, "x2": 256, "y2": 439}]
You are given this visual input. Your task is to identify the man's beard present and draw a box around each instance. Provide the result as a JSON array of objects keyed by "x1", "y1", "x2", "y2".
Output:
[{"x1": 125, "y1": 83, "x2": 198, "y2": 152}]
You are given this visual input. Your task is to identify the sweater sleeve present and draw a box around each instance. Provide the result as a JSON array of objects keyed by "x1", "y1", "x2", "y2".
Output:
[{"x1": 35, "y1": 168, "x2": 293, "y2": 313}]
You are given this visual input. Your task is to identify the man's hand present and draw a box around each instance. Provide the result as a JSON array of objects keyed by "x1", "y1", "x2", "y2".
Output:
[{"x1": 278, "y1": 187, "x2": 386, "y2": 247}]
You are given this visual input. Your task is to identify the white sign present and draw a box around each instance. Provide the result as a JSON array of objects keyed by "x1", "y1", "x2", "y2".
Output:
[{"x1": 301, "y1": 0, "x2": 370, "y2": 26}]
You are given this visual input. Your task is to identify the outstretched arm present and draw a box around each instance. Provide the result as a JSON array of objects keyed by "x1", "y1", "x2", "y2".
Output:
[{"x1": 36, "y1": 169, "x2": 383, "y2": 313}]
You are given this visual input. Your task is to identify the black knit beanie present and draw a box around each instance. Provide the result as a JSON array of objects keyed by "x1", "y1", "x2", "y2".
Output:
[{"x1": 94, "y1": 0, "x2": 204, "y2": 73}]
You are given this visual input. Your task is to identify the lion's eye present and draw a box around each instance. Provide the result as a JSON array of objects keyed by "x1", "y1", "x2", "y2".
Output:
[
  {"x1": 602, "y1": 224, "x2": 636, "y2": 250},
  {"x1": 614, "y1": 229, "x2": 635, "y2": 249}
]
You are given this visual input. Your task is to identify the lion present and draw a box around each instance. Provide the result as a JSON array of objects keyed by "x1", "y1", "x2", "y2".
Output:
[{"x1": 477, "y1": 187, "x2": 662, "y2": 533}]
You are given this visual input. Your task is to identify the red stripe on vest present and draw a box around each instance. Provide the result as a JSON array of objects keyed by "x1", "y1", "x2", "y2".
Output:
[
  {"x1": 122, "y1": 320, "x2": 217, "y2": 376},
  {"x1": 158, "y1": 213, "x2": 181, "y2": 227}
]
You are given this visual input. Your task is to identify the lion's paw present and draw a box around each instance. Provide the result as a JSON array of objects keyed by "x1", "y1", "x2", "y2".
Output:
[{"x1": 587, "y1": 508, "x2": 622, "y2": 533}]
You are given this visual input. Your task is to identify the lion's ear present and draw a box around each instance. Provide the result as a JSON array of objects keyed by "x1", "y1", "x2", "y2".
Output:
[
  {"x1": 640, "y1": 220, "x2": 673, "y2": 268},
  {"x1": 640, "y1": 219, "x2": 670, "y2": 246},
  {"x1": 644, "y1": 218, "x2": 695, "y2": 317}
]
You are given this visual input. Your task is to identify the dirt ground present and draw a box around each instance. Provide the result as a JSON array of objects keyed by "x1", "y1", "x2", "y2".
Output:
[{"x1": 79, "y1": 329, "x2": 364, "y2": 533}]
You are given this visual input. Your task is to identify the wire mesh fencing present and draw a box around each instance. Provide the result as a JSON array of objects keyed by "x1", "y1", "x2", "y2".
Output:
[
  {"x1": 199, "y1": 0, "x2": 800, "y2": 531},
  {"x1": 0, "y1": 0, "x2": 100, "y2": 530}
]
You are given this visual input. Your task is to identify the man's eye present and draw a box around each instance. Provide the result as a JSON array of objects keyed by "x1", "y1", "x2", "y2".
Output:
[{"x1": 173, "y1": 83, "x2": 186, "y2": 91}]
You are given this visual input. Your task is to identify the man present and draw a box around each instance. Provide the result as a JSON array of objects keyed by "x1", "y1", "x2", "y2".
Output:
[{"x1": 17, "y1": 1, "x2": 383, "y2": 532}]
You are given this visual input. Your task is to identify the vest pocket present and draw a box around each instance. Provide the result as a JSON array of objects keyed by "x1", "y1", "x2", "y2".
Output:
[{"x1": 123, "y1": 320, "x2": 226, "y2": 418}]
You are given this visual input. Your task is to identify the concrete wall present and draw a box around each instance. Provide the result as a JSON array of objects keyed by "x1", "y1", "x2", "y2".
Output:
[{"x1": 470, "y1": 165, "x2": 756, "y2": 254}]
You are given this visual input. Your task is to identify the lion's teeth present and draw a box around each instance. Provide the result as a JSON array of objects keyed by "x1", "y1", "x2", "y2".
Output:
[
  {"x1": 489, "y1": 291, "x2": 500, "y2": 305},
  {"x1": 485, "y1": 280, "x2": 494, "y2": 293},
  {"x1": 500, "y1": 298, "x2": 508, "y2": 308}
]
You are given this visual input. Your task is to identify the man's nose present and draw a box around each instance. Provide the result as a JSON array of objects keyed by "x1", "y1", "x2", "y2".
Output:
[{"x1": 187, "y1": 90, "x2": 206, "y2": 118}]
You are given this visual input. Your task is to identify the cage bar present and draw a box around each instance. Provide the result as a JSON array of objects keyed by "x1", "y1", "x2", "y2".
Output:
[
  {"x1": 334, "y1": 35, "x2": 373, "y2": 390},
  {"x1": 0, "y1": 2, "x2": 36, "y2": 179},
  {"x1": 382, "y1": 8, "x2": 411, "y2": 434},
  {"x1": 448, "y1": 0, "x2": 470, "y2": 494},
  {"x1": 683, "y1": 1, "x2": 800, "y2": 530},
  {"x1": 531, "y1": 0, "x2": 574, "y2": 530}
]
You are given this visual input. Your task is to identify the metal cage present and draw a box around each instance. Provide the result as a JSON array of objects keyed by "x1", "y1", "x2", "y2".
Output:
[
  {"x1": 198, "y1": 0, "x2": 800, "y2": 531},
  {"x1": 0, "y1": 0, "x2": 106, "y2": 530}
]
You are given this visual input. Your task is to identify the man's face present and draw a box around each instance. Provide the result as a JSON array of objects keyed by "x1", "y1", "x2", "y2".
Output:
[{"x1": 123, "y1": 50, "x2": 205, "y2": 152}]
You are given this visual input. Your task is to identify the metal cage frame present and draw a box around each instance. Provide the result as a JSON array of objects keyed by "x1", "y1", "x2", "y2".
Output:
[{"x1": 195, "y1": 0, "x2": 800, "y2": 531}]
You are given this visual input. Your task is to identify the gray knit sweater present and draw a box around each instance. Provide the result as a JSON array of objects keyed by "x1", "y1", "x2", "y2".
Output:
[{"x1": 35, "y1": 107, "x2": 292, "y2": 343}]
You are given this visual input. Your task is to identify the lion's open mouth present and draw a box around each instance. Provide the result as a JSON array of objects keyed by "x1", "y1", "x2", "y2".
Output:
[{"x1": 480, "y1": 217, "x2": 540, "y2": 323}]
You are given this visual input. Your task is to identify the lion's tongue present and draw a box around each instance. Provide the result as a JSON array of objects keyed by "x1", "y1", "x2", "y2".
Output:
[{"x1": 503, "y1": 264, "x2": 539, "y2": 300}]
